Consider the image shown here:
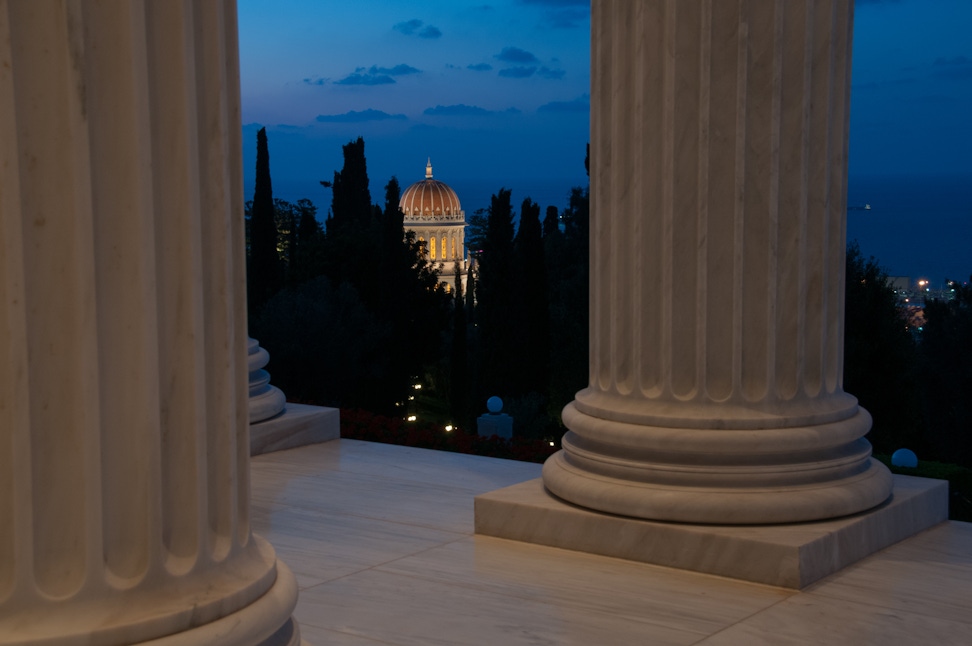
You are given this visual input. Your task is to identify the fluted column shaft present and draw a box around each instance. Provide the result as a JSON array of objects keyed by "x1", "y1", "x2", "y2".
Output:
[
  {"x1": 0, "y1": 2, "x2": 296, "y2": 644},
  {"x1": 542, "y1": 0, "x2": 892, "y2": 524}
]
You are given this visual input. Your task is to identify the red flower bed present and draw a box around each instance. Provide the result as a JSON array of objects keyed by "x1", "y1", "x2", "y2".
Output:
[{"x1": 340, "y1": 409, "x2": 559, "y2": 464}]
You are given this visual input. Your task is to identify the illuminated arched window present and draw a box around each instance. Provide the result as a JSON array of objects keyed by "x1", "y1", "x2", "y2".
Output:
[
  {"x1": 430, "y1": 236, "x2": 436, "y2": 260},
  {"x1": 451, "y1": 237, "x2": 457, "y2": 259},
  {"x1": 419, "y1": 236, "x2": 426, "y2": 257},
  {"x1": 441, "y1": 237, "x2": 446, "y2": 259}
]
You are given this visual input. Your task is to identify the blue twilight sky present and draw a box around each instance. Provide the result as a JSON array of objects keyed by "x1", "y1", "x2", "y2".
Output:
[{"x1": 238, "y1": 0, "x2": 972, "y2": 212}]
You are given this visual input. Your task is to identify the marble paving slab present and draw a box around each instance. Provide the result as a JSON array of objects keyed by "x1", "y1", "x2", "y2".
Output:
[
  {"x1": 249, "y1": 440, "x2": 972, "y2": 645},
  {"x1": 475, "y1": 474, "x2": 948, "y2": 588}
]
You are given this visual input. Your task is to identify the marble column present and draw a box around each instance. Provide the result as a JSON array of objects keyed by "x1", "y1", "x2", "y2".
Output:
[
  {"x1": 0, "y1": 2, "x2": 299, "y2": 644},
  {"x1": 543, "y1": 0, "x2": 893, "y2": 524}
]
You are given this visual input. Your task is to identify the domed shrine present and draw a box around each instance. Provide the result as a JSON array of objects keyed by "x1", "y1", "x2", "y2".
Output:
[{"x1": 400, "y1": 159, "x2": 467, "y2": 292}]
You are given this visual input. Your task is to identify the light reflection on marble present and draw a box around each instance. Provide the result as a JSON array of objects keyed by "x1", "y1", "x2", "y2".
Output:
[
  {"x1": 381, "y1": 537, "x2": 789, "y2": 635},
  {"x1": 695, "y1": 592, "x2": 972, "y2": 646},
  {"x1": 251, "y1": 440, "x2": 972, "y2": 646}
]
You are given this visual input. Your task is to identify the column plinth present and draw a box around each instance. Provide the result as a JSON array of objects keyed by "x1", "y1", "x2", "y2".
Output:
[
  {"x1": 0, "y1": 2, "x2": 298, "y2": 643},
  {"x1": 248, "y1": 337, "x2": 286, "y2": 424},
  {"x1": 542, "y1": 0, "x2": 892, "y2": 524}
]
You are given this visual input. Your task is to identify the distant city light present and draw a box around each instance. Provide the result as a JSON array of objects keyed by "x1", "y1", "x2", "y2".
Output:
[
  {"x1": 549, "y1": 441, "x2": 555, "y2": 446},
  {"x1": 413, "y1": 384, "x2": 422, "y2": 390},
  {"x1": 445, "y1": 425, "x2": 453, "y2": 432},
  {"x1": 408, "y1": 395, "x2": 415, "y2": 401},
  {"x1": 407, "y1": 415, "x2": 417, "y2": 422}
]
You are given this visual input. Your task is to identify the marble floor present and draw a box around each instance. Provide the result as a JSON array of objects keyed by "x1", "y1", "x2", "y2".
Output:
[{"x1": 250, "y1": 439, "x2": 972, "y2": 645}]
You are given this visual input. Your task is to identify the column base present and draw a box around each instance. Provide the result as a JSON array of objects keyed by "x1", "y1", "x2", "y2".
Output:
[
  {"x1": 142, "y1": 560, "x2": 301, "y2": 646},
  {"x1": 542, "y1": 450, "x2": 895, "y2": 524},
  {"x1": 475, "y1": 474, "x2": 948, "y2": 588},
  {"x1": 547, "y1": 402, "x2": 894, "y2": 524},
  {"x1": 0, "y1": 537, "x2": 298, "y2": 646}
]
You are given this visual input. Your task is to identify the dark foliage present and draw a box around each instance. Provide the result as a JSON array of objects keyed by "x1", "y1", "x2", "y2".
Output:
[
  {"x1": 249, "y1": 138, "x2": 449, "y2": 415},
  {"x1": 545, "y1": 186, "x2": 590, "y2": 415},
  {"x1": 340, "y1": 409, "x2": 559, "y2": 464},
  {"x1": 329, "y1": 137, "x2": 372, "y2": 232},
  {"x1": 543, "y1": 204, "x2": 560, "y2": 237},
  {"x1": 247, "y1": 127, "x2": 283, "y2": 316},
  {"x1": 512, "y1": 197, "x2": 549, "y2": 397},
  {"x1": 450, "y1": 263, "x2": 470, "y2": 428},
  {"x1": 917, "y1": 277, "x2": 972, "y2": 466},
  {"x1": 273, "y1": 198, "x2": 325, "y2": 286},
  {"x1": 843, "y1": 242, "x2": 922, "y2": 454},
  {"x1": 475, "y1": 189, "x2": 517, "y2": 398},
  {"x1": 365, "y1": 176, "x2": 450, "y2": 413},
  {"x1": 251, "y1": 278, "x2": 391, "y2": 409}
]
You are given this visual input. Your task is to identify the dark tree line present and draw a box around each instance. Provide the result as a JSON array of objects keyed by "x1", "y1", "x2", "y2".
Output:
[
  {"x1": 247, "y1": 133, "x2": 448, "y2": 414},
  {"x1": 457, "y1": 160, "x2": 590, "y2": 438},
  {"x1": 247, "y1": 127, "x2": 282, "y2": 312},
  {"x1": 844, "y1": 243, "x2": 972, "y2": 467},
  {"x1": 245, "y1": 129, "x2": 593, "y2": 440},
  {"x1": 244, "y1": 130, "x2": 972, "y2": 467}
]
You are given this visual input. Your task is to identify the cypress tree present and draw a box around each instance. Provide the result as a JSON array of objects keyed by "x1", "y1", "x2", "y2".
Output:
[
  {"x1": 321, "y1": 137, "x2": 377, "y2": 290},
  {"x1": 513, "y1": 198, "x2": 549, "y2": 397},
  {"x1": 330, "y1": 137, "x2": 372, "y2": 230},
  {"x1": 450, "y1": 262, "x2": 469, "y2": 428},
  {"x1": 543, "y1": 204, "x2": 560, "y2": 237},
  {"x1": 288, "y1": 198, "x2": 323, "y2": 286},
  {"x1": 546, "y1": 157, "x2": 591, "y2": 418},
  {"x1": 247, "y1": 127, "x2": 282, "y2": 316},
  {"x1": 476, "y1": 188, "x2": 516, "y2": 398}
]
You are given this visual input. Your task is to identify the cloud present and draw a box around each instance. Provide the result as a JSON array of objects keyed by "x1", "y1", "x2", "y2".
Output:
[
  {"x1": 335, "y1": 71, "x2": 395, "y2": 85},
  {"x1": 394, "y1": 19, "x2": 423, "y2": 35},
  {"x1": 517, "y1": 0, "x2": 587, "y2": 5},
  {"x1": 545, "y1": 8, "x2": 589, "y2": 28},
  {"x1": 932, "y1": 56, "x2": 972, "y2": 80},
  {"x1": 333, "y1": 64, "x2": 421, "y2": 86},
  {"x1": 302, "y1": 76, "x2": 329, "y2": 86},
  {"x1": 315, "y1": 109, "x2": 407, "y2": 123},
  {"x1": 370, "y1": 64, "x2": 421, "y2": 76},
  {"x1": 517, "y1": 0, "x2": 589, "y2": 27},
  {"x1": 498, "y1": 66, "x2": 537, "y2": 78},
  {"x1": 467, "y1": 63, "x2": 493, "y2": 72},
  {"x1": 934, "y1": 56, "x2": 970, "y2": 66},
  {"x1": 495, "y1": 46, "x2": 539, "y2": 64},
  {"x1": 424, "y1": 104, "x2": 493, "y2": 117},
  {"x1": 423, "y1": 104, "x2": 521, "y2": 117},
  {"x1": 537, "y1": 67, "x2": 565, "y2": 80},
  {"x1": 394, "y1": 19, "x2": 442, "y2": 39},
  {"x1": 933, "y1": 67, "x2": 972, "y2": 81},
  {"x1": 538, "y1": 95, "x2": 589, "y2": 113}
]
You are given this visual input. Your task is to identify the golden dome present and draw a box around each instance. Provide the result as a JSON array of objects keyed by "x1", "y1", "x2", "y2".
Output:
[{"x1": 400, "y1": 159, "x2": 463, "y2": 221}]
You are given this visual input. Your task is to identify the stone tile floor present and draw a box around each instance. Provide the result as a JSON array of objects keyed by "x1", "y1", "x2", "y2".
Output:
[{"x1": 250, "y1": 439, "x2": 972, "y2": 645}]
